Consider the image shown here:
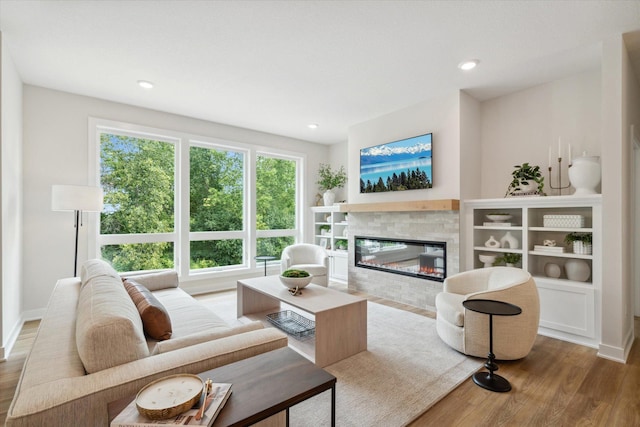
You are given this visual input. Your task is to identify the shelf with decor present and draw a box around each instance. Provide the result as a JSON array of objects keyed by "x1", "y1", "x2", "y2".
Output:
[
  {"x1": 311, "y1": 206, "x2": 349, "y2": 283},
  {"x1": 464, "y1": 195, "x2": 602, "y2": 348}
]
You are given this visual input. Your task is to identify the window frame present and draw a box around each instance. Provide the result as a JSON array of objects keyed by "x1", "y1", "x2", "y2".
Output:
[{"x1": 88, "y1": 118, "x2": 305, "y2": 280}]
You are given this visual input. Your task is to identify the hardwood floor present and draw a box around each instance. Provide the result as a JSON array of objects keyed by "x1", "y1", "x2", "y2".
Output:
[{"x1": 1, "y1": 284, "x2": 638, "y2": 426}]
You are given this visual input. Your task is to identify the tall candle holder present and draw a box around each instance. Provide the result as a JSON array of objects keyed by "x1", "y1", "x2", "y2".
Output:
[{"x1": 547, "y1": 157, "x2": 572, "y2": 195}]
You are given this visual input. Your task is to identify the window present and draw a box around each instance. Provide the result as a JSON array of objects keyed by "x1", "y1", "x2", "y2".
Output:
[
  {"x1": 91, "y1": 119, "x2": 303, "y2": 278},
  {"x1": 99, "y1": 132, "x2": 177, "y2": 272},
  {"x1": 189, "y1": 144, "x2": 245, "y2": 270},
  {"x1": 255, "y1": 154, "x2": 298, "y2": 258}
]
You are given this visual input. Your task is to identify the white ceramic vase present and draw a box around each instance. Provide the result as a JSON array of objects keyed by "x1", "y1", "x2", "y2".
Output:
[
  {"x1": 569, "y1": 156, "x2": 601, "y2": 195},
  {"x1": 573, "y1": 241, "x2": 592, "y2": 255},
  {"x1": 500, "y1": 231, "x2": 519, "y2": 249},
  {"x1": 484, "y1": 235, "x2": 500, "y2": 248},
  {"x1": 323, "y1": 189, "x2": 336, "y2": 206},
  {"x1": 544, "y1": 262, "x2": 562, "y2": 278},
  {"x1": 565, "y1": 259, "x2": 591, "y2": 282}
]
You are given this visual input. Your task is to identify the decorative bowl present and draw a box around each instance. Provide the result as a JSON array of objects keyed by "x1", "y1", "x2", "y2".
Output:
[
  {"x1": 135, "y1": 374, "x2": 203, "y2": 420},
  {"x1": 478, "y1": 253, "x2": 498, "y2": 267},
  {"x1": 486, "y1": 214, "x2": 512, "y2": 222},
  {"x1": 279, "y1": 274, "x2": 313, "y2": 289}
]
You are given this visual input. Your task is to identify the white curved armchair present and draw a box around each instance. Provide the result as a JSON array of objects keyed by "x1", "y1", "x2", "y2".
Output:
[
  {"x1": 280, "y1": 243, "x2": 329, "y2": 286},
  {"x1": 435, "y1": 267, "x2": 540, "y2": 360}
]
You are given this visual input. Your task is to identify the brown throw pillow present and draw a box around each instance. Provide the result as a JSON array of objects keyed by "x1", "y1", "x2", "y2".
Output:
[{"x1": 123, "y1": 279, "x2": 172, "y2": 340}]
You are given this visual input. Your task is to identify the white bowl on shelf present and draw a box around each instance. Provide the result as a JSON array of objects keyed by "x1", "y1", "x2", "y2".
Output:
[
  {"x1": 486, "y1": 214, "x2": 512, "y2": 222},
  {"x1": 478, "y1": 253, "x2": 498, "y2": 268}
]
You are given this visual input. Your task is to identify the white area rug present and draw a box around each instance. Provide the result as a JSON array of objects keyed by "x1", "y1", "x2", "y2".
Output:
[{"x1": 288, "y1": 302, "x2": 482, "y2": 426}]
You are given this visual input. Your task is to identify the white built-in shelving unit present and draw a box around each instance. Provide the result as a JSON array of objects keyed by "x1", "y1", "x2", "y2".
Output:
[
  {"x1": 464, "y1": 195, "x2": 602, "y2": 348},
  {"x1": 311, "y1": 206, "x2": 348, "y2": 283}
]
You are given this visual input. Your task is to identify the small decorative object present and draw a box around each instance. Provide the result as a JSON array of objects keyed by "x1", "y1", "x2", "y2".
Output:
[
  {"x1": 319, "y1": 225, "x2": 330, "y2": 235},
  {"x1": 543, "y1": 214, "x2": 585, "y2": 228},
  {"x1": 544, "y1": 263, "x2": 562, "y2": 278},
  {"x1": 543, "y1": 239, "x2": 556, "y2": 246},
  {"x1": 497, "y1": 252, "x2": 521, "y2": 267},
  {"x1": 565, "y1": 259, "x2": 591, "y2": 282},
  {"x1": 564, "y1": 232, "x2": 592, "y2": 255},
  {"x1": 478, "y1": 253, "x2": 498, "y2": 268},
  {"x1": 547, "y1": 139, "x2": 572, "y2": 195},
  {"x1": 135, "y1": 374, "x2": 204, "y2": 420},
  {"x1": 319, "y1": 238, "x2": 328, "y2": 249},
  {"x1": 486, "y1": 213, "x2": 512, "y2": 222},
  {"x1": 279, "y1": 269, "x2": 313, "y2": 289},
  {"x1": 568, "y1": 155, "x2": 601, "y2": 195},
  {"x1": 287, "y1": 286, "x2": 302, "y2": 296},
  {"x1": 342, "y1": 228, "x2": 348, "y2": 237},
  {"x1": 499, "y1": 231, "x2": 519, "y2": 249},
  {"x1": 505, "y1": 163, "x2": 545, "y2": 197},
  {"x1": 484, "y1": 235, "x2": 501, "y2": 248},
  {"x1": 316, "y1": 163, "x2": 347, "y2": 206}
]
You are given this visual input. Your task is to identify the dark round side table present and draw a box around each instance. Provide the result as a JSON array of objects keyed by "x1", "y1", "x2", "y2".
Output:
[
  {"x1": 255, "y1": 255, "x2": 276, "y2": 276},
  {"x1": 462, "y1": 298, "x2": 522, "y2": 393}
]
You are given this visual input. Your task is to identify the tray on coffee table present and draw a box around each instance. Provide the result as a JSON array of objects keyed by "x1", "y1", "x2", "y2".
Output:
[{"x1": 267, "y1": 310, "x2": 315, "y2": 338}]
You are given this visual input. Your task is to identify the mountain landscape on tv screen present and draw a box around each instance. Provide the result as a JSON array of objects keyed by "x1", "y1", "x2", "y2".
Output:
[{"x1": 359, "y1": 134, "x2": 432, "y2": 193}]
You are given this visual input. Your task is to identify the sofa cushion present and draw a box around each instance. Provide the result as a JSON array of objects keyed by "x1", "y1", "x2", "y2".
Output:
[
  {"x1": 76, "y1": 260, "x2": 149, "y2": 373},
  {"x1": 152, "y1": 321, "x2": 264, "y2": 354},
  {"x1": 122, "y1": 270, "x2": 179, "y2": 291},
  {"x1": 80, "y1": 258, "x2": 121, "y2": 287},
  {"x1": 123, "y1": 279, "x2": 172, "y2": 340}
]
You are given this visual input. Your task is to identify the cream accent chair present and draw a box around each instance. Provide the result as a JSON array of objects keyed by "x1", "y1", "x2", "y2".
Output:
[
  {"x1": 435, "y1": 267, "x2": 540, "y2": 360},
  {"x1": 281, "y1": 243, "x2": 329, "y2": 286}
]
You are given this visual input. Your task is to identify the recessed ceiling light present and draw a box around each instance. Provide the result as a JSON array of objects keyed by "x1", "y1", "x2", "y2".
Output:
[
  {"x1": 308, "y1": 123, "x2": 319, "y2": 129},
  {"x1": 458, "y1": 60, "x2": 479, "y2": 71},
  {"x1": 137, "y1": 80, "x2": 154, "y2": 89}
]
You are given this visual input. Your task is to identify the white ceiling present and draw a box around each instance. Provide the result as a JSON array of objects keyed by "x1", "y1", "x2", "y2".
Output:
[{"x1": 1, "y1": 1, "x2": 639, "y2": 145}]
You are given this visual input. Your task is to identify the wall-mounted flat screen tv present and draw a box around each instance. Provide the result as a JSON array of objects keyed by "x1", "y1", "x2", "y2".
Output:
[{"x1": 359, "y1": 132, "x2": 432, "y2": 193}]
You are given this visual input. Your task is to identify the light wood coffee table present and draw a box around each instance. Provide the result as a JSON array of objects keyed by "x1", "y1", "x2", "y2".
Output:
[{"x1": 237, "y1": 276, "x2": 367, "y2": 367}]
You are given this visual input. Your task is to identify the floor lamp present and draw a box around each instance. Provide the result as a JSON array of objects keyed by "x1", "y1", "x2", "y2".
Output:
[{"x1": 52, "y1": 185, "x2": 104, "y2": 277}]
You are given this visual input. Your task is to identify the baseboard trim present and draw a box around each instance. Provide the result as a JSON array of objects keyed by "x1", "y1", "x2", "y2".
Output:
[{"x1": 598, "y1": 330, "x2": 633, "y2": 363}]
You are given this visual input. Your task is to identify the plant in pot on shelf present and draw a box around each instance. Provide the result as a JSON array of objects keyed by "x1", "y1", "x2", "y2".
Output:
[
  {"x1": 317, "y1": 163, "x2": 347, "y2": 206},
  {"x1": 564, "y1": 232, "x2": 593, "y2": 255},
  {"x1": 496, "y1": 252, "x2": 522, "y2": 267},
  {"x1": 505, "y1": 163, "x2": 545, "y2": 197},
  {"x1": 319, "y1": 224, "x2": 331, "y2": 235},
  {"x1": 335, "y1": 240, "x2": 347, "y2": 251}
]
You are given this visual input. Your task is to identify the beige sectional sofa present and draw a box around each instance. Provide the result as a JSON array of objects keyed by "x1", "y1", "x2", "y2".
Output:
[{"x1": 6, "y1": 259, "x2": 288, "y2": 426}]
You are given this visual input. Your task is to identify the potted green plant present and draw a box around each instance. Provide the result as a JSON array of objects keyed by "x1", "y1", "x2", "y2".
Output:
[
  {"x1": 505, "y1": 163, "x2": 545, "y2": 197},
  {"x1": 496, "y1": 252, "x2": 522, "y2": 267},
  {"x1": 564, "y1": 232, "x2": 592, "y2": 255},
  {"x1": 319, "y1": 224, "x2": 331, "y2": 235},
  {"x1": 317, "y1": 163, "x2": 347, "y2": 206}
]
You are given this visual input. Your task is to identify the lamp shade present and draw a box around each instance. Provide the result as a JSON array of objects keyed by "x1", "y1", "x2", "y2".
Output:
[{"x1": 52, "y1": 185, "x2": 104, "y2": 212}]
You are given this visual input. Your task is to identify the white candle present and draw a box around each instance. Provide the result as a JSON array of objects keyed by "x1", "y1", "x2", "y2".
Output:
[
  {"x1": 548, "y1": 146, "x2": 552, "y2": 168},
  {"x1": 568, "y1": 144, "x2": 572, "y2": 163},
  {"x1": 558, "y1": 137, "x2": 562, "y2": 159}
]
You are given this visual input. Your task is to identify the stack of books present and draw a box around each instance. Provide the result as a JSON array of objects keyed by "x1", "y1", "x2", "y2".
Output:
[
  {"x1": 533, "y1": 245, "x2": 565, "y2": 253},
  {"x1": 483, "y1": 222, "x2": 512, "y2": 227}
]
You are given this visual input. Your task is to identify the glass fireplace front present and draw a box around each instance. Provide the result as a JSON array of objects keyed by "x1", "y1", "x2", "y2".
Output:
[{"x1": 355, "y1": 236, "x2": 446, "y2": 281}]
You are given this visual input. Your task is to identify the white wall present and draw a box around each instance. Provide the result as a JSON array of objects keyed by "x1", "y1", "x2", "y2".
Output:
[
  {"x1": 347, "y1": 94, "x2": 461, "y2": 203},
  {"x1": 327, "y1": 141, "x2": 348, "y2": 203},
  {"x1": 1, "y1": 32, "x2": 24, "y2": 360},
  {"x1": 599, "y1": 34, "x2": 636, "y2": 362},
  {"x1": 22, "y1": 85, "x2": 329, "y2": 313},
  {"x1": 623, "y1": 36, "x2": 640, "y2": 352},
  {"x1": 480, "y1": 70, "x2": 601, "y2": 199}
]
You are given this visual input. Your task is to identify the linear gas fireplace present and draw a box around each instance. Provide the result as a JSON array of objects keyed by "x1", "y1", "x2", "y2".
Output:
[{"x1": 355, "y1": 236, "x2": 447, "y2": 282}]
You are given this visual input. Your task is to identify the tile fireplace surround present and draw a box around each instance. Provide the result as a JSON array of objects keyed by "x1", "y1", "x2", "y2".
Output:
[{"x1": 347, "y1": 208, "x2": 459, "y2": 310}]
